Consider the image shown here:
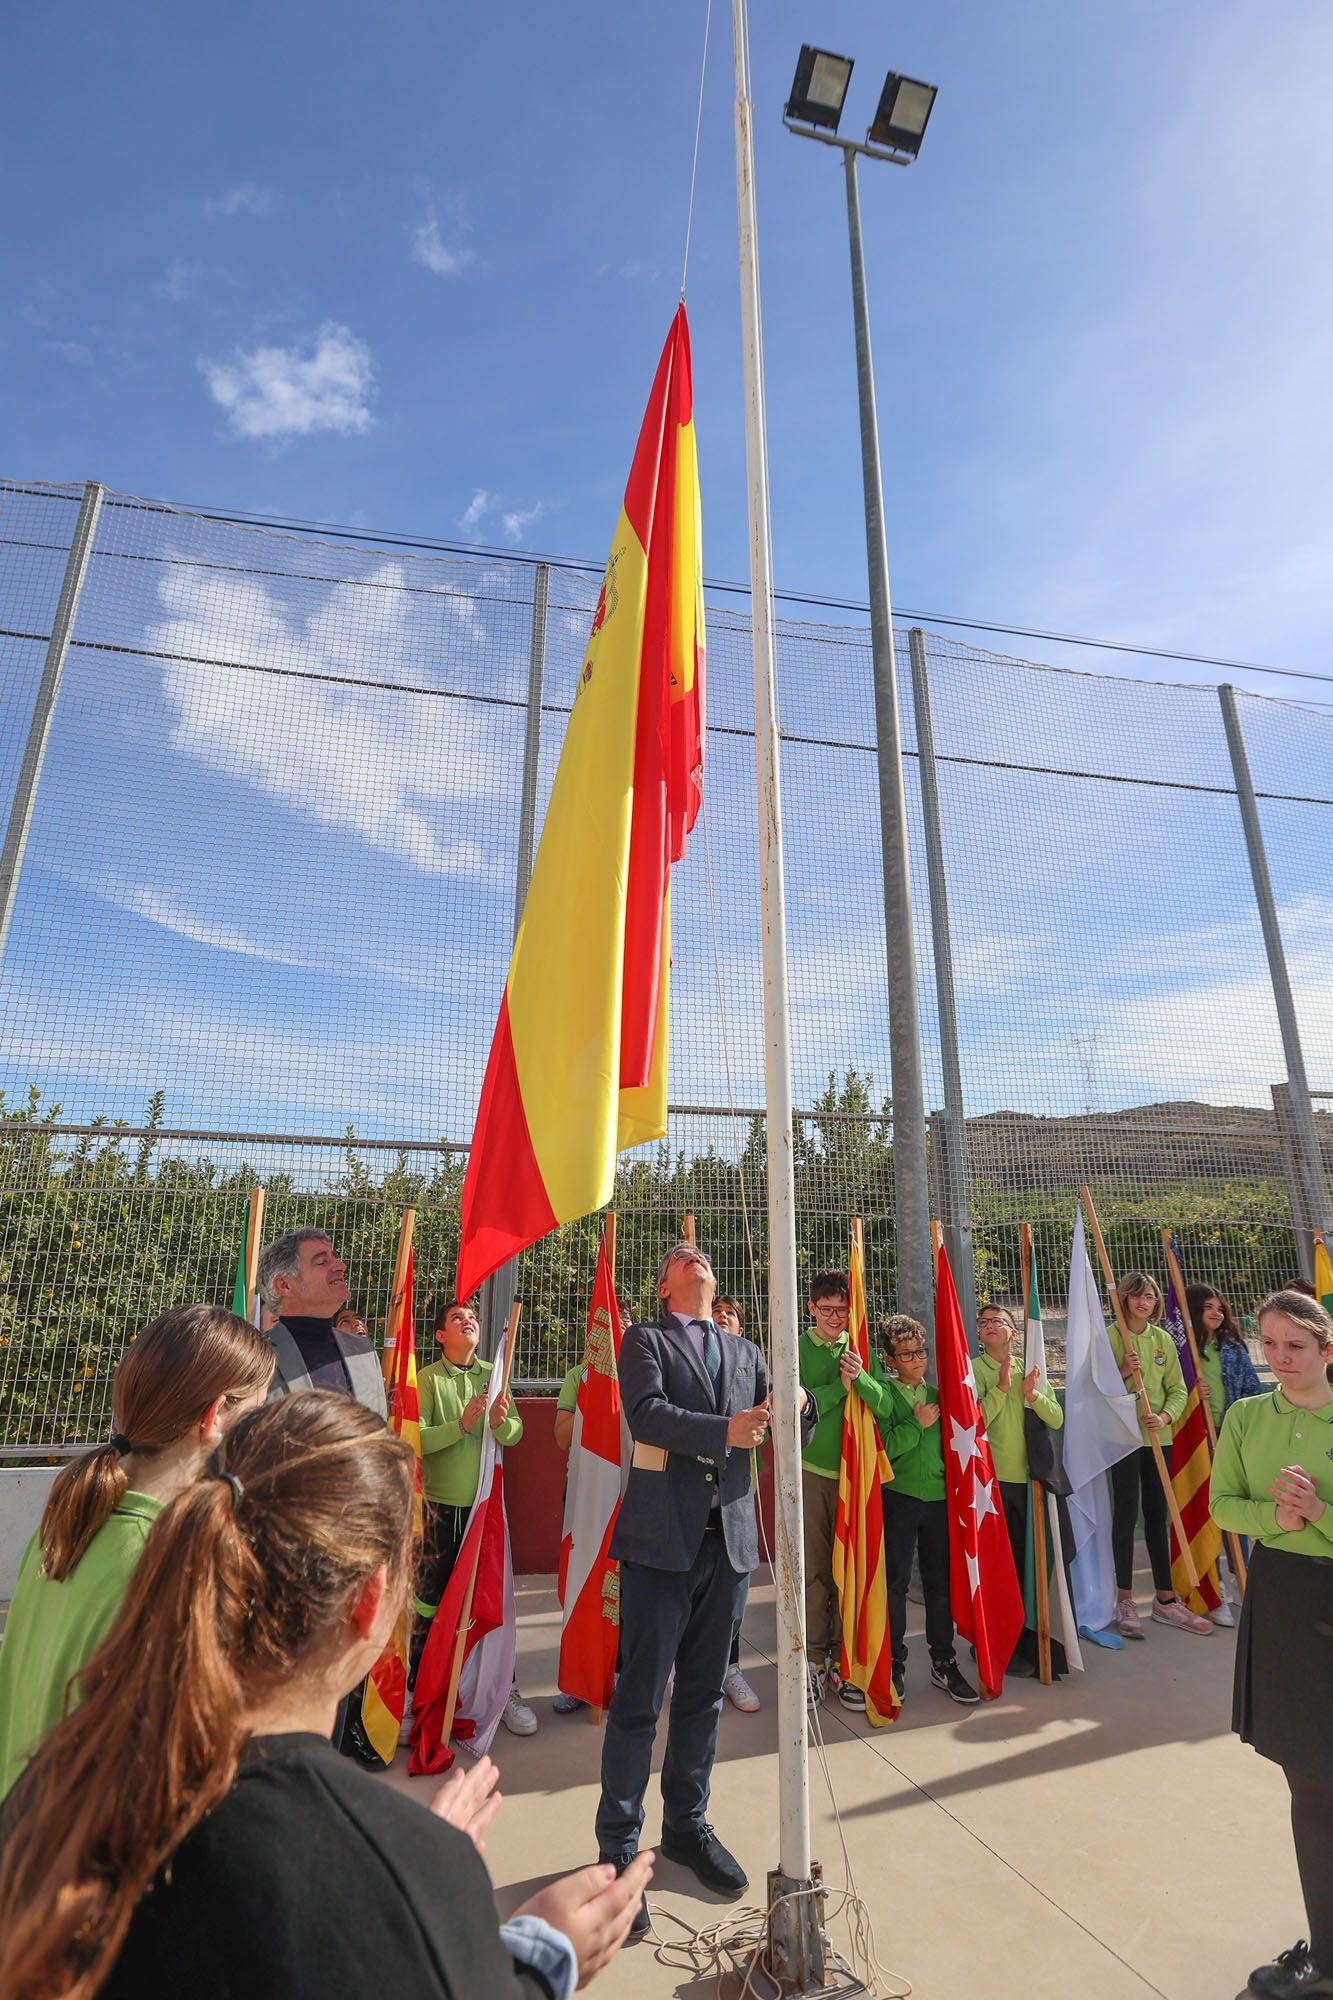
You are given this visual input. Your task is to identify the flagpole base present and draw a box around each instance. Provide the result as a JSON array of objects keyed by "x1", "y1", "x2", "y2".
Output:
[{"x1": 725, "y1": 1863, "x2": 868, "y2": 1998}]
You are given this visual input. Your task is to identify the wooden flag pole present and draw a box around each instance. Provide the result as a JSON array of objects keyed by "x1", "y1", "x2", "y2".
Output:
[
  {"x1": 245, "y1": 1186, "x2": 266, "y2": 1317},
  {"x1": 681, "y1": 1211, "x2": 696, "y2": 1246},
  {"x1": 1161, "y1": 1229, "x2": 1246, "y2": 1596},
  {"x1": 1079, "y1": 1187, "x2": 1200, "y2": 1594},
  {"x1": 383, "y1": 1208, "x2": 417, "y2": 1389},
  {"x1": 930, "y1": 1218, "x2": 943, "y2": 1279},
  {"x1": 440, "y1": 1298, "x2": 523, "y2": 1753},
  {"x1": 1021, "y1": 1222, "x2": 1053, "y2": 1685}
]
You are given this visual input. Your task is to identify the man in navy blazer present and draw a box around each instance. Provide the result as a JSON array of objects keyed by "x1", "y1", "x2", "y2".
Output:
[{"x1": 595, "y1": 1241, "x2": 814, "y2": 1936}]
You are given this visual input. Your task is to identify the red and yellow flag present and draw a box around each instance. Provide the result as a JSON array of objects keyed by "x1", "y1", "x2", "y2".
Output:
[
  {"x1": 557, "y1": 1220, "x2": 626, "y2": 1709},
  {"x1": 361, "y1": 1246, "x2": 422, "y2": 1761},
  {"x1": 832, "y1": 1225, "x2": 899, "y2": 1726},
  {"x1": 1314, "y1": 1233, "x2": 1333, "y2": 1317},
  {"x1": 1163, "y1": 1253, "x2": 1222, "y2": 1615},
  {"x1": 456, "y1": 307, "x2": 704, "y2": 1301}
]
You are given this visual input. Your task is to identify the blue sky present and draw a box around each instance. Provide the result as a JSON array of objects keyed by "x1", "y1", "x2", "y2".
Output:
[
  {"x1": 4, "y1": 1, "x2": 1333, "y2": 1155},
  {"x1": 6, "y1": 0, "x2": 1333, "y2": 684}
]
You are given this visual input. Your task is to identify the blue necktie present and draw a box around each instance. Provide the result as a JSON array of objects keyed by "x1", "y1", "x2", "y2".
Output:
[{"x1": 698, "y1": 1320, "x2": 722, "y2": 1394}]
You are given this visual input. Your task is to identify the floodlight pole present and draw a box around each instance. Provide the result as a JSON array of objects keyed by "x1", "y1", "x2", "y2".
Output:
[{"x1": 786, "y1": 120, "x2": 934, "y2": 1353}]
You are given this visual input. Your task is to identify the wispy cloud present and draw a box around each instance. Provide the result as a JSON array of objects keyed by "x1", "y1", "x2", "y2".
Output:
[
  {"x1": 198, "y1": 322, "x2": 376, "y2": 442},
  {"x1": 456, "y1": 490, "x2": 545, "y2": 545},
  {"x1": 156, "y1": 258, "x2": 202, "y2": 302},
  {"x1": 70, "y1": 870, "x2": 314, "y2": 968},
  {"x1": 48, "y1": 340, "x2": 92, "y2": 366},
  {"x1": 206, "y1": 182, "x2": 278, "y2": 219},
  {"x1": 411, "y1": 212, "x2": 473, "y2": 278}
]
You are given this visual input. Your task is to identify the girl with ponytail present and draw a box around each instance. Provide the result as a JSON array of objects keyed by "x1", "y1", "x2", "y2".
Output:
[
  {"x1": 0, "y1": 1390, "x2": 652, "y2": 2000},
  {"x1": 0, "y1": 1303, "x2": 273, "y2": 1798}
]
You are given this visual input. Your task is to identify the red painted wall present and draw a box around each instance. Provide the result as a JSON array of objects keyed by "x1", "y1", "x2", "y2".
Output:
[{"x1": 507, "y1": 1397, "x2": 777, "y2": 1576}]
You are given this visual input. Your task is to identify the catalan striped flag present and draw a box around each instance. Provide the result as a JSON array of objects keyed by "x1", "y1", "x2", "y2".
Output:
[
  {"x1": 456, "y1": 307, "x2": 704, "y2": 1301},
  {"x1": 1314, "y1": 1233, "x2": 1333, "y2": 1317},
  {"x1": 361, "y1": 1247, "x2": 422, "y2": 1762},
  {"x1": 832, "y1": 1226, "x2": 898, "y2": 1726},
  {"x1": 1163, "y1": 1246, "x2": 1222, "y2": 1615}
]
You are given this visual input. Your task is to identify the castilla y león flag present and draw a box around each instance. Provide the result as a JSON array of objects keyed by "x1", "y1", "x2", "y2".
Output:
[
  {"x1": 832, "y1": 1226, "x2": 898, "y2": 1725},
  {"x1": 557, "y1": 1222, "x2": 626, "y2": 1709},
  {"x1": 936, "y1": 1239, "x2": 1023, "y2": 1698},
  {"x1": 456, "y1": 307, "x2": 704, "y2": 1301}
]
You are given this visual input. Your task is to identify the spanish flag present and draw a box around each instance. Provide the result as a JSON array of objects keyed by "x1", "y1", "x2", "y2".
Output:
[
  {"x1": 832, "y1": 1225, "x2": 898, "y2": 1726},
  {"x1": 361, "y1": 1247, "x2": 422, "y2": 1762},
  {"x1": 456, "y1": 308, "x2": 704, "y2": 1301}
]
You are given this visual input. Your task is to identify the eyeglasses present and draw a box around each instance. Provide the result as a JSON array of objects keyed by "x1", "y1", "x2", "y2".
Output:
[{"x1": 893, "y1": 1345, "x2": 927, "y2": 1359}]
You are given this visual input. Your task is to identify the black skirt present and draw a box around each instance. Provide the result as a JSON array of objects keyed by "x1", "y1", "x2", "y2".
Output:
[{"x1": 1233, "y1": 1540, "x2": 1333, "y2": 1786}]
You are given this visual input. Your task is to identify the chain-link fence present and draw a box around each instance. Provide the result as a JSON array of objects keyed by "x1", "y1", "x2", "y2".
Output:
[{"x1": 2, "y1": 477, "x2": 1329, "y2": 1445}]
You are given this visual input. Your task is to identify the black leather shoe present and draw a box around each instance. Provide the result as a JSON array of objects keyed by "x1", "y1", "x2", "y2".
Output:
[
  {"x1": 1248, "y1": 1941, "x2": 1333, "y2": 1996},
  {"x1": 599, "y1": 1852, "x2": 650, "y2": 1940},
  {"x1": 659, "y1": 1821, "x2": 748, "y2": 1896}
]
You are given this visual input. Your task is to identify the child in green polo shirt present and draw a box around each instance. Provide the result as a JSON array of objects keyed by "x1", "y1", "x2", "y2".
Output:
[
  {"x1": 975, "y1": 1303, "x2": 1067, "y2": 1678},
  {"x1": 412, "y1": 1297, "x2": 536, "y2": 1737},
  {"x1": 798, "y1": 1270, "x2": 894, "y2": 1710},
  {"x1": 1106, "y1": 1270, "x2": 1212, "y2": 1641},
  {"x1": 879, "y1": 1315, "x2": 978, "y2": 1705}
]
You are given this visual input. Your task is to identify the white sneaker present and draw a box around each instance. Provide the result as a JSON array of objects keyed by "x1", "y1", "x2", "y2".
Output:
[
  {"x1": 502, "y1": 1686, "x2": 538, "y2": 1735},
  {"x1": 1209, "y1": 1600, "x2": 1236, "y2": 1628},
  {"x1": 723, "y1": 1664, "x2": 761, "y2": 1712}
]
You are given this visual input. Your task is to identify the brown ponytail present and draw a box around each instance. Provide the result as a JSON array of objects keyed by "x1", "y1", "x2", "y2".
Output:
[
  {"x1": 39, "y1": 1304, "x2": 274, "y2": 1581},
  {"x1": 0, "y1": 1391, "x2": 415, "y2": 2000}
]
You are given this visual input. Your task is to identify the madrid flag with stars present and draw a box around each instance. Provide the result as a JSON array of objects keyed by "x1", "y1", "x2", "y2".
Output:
[
  {"x1": 935, "y1": 1241, "x2": 1023, "y2": 1697},
  {"x1": 456, "y1": 307, "x2": 704, "y2": 1302}
]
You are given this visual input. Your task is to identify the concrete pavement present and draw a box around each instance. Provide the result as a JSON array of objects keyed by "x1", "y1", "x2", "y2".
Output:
[{"x1": 383, "y1": 1563, "x2": 1294, "y2": 2000}]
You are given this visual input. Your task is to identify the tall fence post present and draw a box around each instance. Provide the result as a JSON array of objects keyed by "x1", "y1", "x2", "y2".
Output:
[
  {"x1": 0, "y1": 480, "x2": 103, "y2": 961},
  {"x1": 1219, "y1": 683, "x2": 1332, "y2": 1244},
  {"x1": 1272, "y1": 1083, "x2": 1317, "y2": 1283},
  {"x1": 479, "y1": 563, "x2": 550, "y2": 1367},
  {"x1": 910, "y1": 629, "x2": 975, "y2": 1342}
]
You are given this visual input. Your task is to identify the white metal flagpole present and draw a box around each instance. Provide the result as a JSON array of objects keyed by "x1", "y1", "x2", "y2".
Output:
[{"x1": 731, "y1": 2, "x2": 823, "y2": 1984}]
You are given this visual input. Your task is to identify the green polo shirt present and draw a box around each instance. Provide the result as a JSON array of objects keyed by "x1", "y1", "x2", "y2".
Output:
[
  {"x1": 973, "y1": 1352, "x2": 1063, "y2": 1485},
  {"x1": 556, "y1": 1363, "x2": 581, "y2": 1415},
  {"x1": 1199, "y1": 1342, "x2": 1224, "y2": 1418},
  {"x1": 798, "y1": 1328, "x2": 894, "y2": 1479},
  {"x1": 1107, "y1": 1319, "x2": 1187, "y2": 1445},
  {"x1": 417, "y1": 1356, "x2": 524, "y2": 1506},
  {"x1": 1209, "y1": 1388, "x2": 1333, "y2": 1558},
  {"x1": 880, "y1": 1380, "x2": 946, "y2": 1501},
  {"x1": 0, "y1": 1491, "x2": 164, "y2": 1799}
]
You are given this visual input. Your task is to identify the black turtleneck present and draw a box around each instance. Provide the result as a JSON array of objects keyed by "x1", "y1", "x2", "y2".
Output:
[{"x1": 277, "y1": 1316, "x2": 350, "y2": 1395}]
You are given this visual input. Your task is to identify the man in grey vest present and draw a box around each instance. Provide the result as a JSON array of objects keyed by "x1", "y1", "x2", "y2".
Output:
[{"x1": 258, "y1": 1228, "x2": 387, "y2": 1420}]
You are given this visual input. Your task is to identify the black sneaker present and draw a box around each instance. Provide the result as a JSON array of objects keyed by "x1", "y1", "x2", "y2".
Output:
[
  {"x1": 1248, "y1": 1940, "x2": 1333, "y2": 1997},
  {"x1": 599, "y1": 1852, "x2": 650, "y2": 1939},
  {"x1": 930, "y1": 1657, "x2": 980, "y2": 1705},
  {"x1": 659, "y1": 1820, "x2": 748, "y2": 1896}
]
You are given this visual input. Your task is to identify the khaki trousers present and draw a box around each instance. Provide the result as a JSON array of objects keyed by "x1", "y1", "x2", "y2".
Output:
[{"x1": 802, "y1": 1468, "x2": 841, "y2": 1665}]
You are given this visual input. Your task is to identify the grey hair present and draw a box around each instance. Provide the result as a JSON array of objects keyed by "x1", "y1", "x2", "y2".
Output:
[
  {"x1": 655, "y1": 1241, "x2": 714, "y2": 1292},
  {"x1": 257, "y1": 1228, "x2": 334, "y2": 1310}
]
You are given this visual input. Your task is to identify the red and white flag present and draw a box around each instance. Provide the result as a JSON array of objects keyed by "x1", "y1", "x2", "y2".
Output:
[
  {"x1": 409, "y1": 1357, "x2": 516, "y2": 1774},
  {"x1": 935, "y1": 1239, "x2": 1023, "y2": 1698},
  {"x1": 557, "y1": 1222, "x2": 626, "y2": 1708}
]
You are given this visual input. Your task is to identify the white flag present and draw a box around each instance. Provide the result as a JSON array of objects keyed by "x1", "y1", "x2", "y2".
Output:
[{"x1": 1063, "y1": 1210, "x2": 1140, "y2": 1634}]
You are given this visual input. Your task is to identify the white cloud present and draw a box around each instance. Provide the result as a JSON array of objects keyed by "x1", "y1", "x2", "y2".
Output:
[
  {"x1": 459, "y1": 490, "x2": 493, "y2": 530},
  {"x1": 199, "y1": 322, "x2": 376, "y2": 442},
  {"x1": 49, "y1": 340, "x2": 91, "y2": 365},
  {"x1": 501, "y1": 504, "x2": 544, "y2": 544},
  {"x1": 156, "y1": 258, "x2": 202, "y2": 301},
  {"x1": 147, "y1": 559, "x2": 513, "y2": 877},
  {"x1": 206, "y1": 183, "x2": 277, "y2": 219},
  {"x1": 71, "y1": 871, "x2": 314, "y2": 968},
  {"x1": 411, "y1": 214, "x2": 473, "y2": 278}
]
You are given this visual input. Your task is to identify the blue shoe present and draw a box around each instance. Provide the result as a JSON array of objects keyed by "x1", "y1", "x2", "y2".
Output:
[
  {"x1": 1078, "y1": 1622, "x2": 1124, "y2": 1651},
  {"x1": 553, "y1": 1690, "x2": 587, "y2": 1714}
]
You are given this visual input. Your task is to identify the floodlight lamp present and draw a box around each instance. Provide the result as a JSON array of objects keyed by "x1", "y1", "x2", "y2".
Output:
[
  {"x1": 785, "y1": 45, "x2": 854, "y2": 133},
  {"x1": 868, "y1": 73, "x2": 937, "y2": 158}
]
